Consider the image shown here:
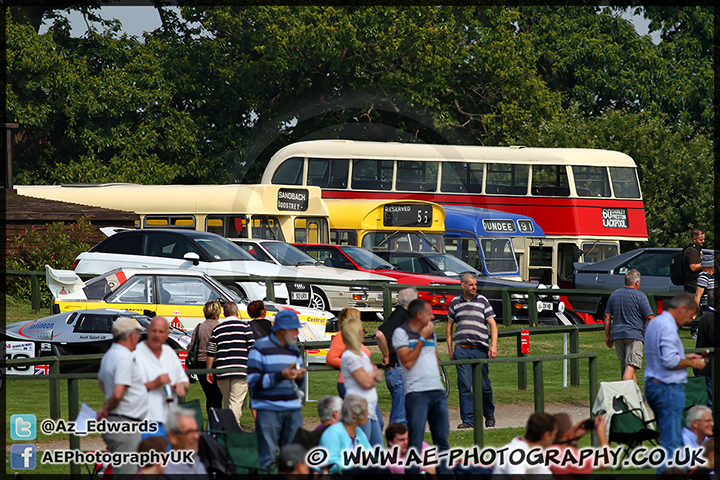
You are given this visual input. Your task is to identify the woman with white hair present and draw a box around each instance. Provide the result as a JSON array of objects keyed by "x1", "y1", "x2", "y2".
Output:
[{"x1": 318, "y1": 394, "x2": 372, "y2": 474}]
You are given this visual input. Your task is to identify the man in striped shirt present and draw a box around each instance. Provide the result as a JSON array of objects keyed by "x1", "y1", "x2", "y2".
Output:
[
  {"x1": 446, "y1": 272, "x2": 497, "y2": 429},
  {"x1": 247, "y1": 309, "x2": 307, "y2": 469},
  {"x1": 206, "y1": 302, "x2": 255, "y2": 429}
]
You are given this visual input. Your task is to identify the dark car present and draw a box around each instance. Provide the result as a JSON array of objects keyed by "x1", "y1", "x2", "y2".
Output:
[
  {"x1": 373, "y1": 250, "x2": 570, "y2": 324},
  {"x1": 572, "y1": 247, "x2": 713, "y2": 318}
]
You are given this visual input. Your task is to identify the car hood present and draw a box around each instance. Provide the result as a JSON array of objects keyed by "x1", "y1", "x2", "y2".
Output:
[
  {"x1": 292, "y1": 265, "x2": 396, "y2": 283},
  {"x1": 367, "y1": 269, "x2": 461, "y2": 285},
  {"x1": 204, "y1": 261, "x2": 309, "y2": 279}
]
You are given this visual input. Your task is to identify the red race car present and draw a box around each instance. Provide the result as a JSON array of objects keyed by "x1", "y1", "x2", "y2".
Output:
[{"x1": 293, "y1": 243, "x2": 460, "y2": 318}]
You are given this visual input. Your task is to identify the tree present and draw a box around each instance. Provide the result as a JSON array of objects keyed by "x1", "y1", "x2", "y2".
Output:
[{"x1": 6, "y1": 12, "x2": 201, "y2": 185}]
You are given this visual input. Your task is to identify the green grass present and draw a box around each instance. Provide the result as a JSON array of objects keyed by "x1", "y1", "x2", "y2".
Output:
[{"x1": 4, "y1": 295, "x2": 700, "y2": 476}]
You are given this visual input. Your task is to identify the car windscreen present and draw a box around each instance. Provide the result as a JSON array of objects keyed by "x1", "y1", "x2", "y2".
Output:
[
  {"x1": 339, "y1": 246, "x2": 394, "y2": 269},
  {"x1": 424, "y1": 254, "x2": 480, "y2": 277},
  {"x1": 193, "y1": 236, "x2": 256, "y2": 261},
  {"x1": 262, "y1": 242, "x2": 318, "y2": 266}
]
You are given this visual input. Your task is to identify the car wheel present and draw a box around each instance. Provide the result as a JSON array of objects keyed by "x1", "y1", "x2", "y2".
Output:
[
  {"x1": 309, "y1": 289, "x2": 329, "y2": 312},
  {"x1": 563, "y1": 309, "x2": 585, "y2": 325},
  {"x1": 224, "y1": 284, "x2": 248, "y2": 302}
]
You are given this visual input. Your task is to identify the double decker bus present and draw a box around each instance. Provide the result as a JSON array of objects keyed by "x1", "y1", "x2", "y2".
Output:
[
  {"x1": 324, "y1": 198, "x2": 445, "y2": 251},
  {"x1": 16, "y1": 183, "x2": 330, "y2": 243},
  {"x1": 262, "y1": 140, "x2": 648, "y2": 287}
]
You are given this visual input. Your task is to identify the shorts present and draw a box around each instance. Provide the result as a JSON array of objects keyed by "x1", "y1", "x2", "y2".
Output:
[{"x1": 614, "y1": 338, "x2": 643, "y2": 369}]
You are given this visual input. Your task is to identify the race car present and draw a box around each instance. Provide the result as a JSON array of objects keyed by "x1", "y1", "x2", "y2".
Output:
[
  {"x1": 45, "y1": 265, "x2": 338, "y2": 362},
  {"x1": 2, "y1": 309, "x2": 190, "y2": 373}
]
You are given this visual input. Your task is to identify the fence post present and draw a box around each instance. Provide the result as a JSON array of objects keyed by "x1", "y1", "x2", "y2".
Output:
[
  {"x1": 528, "y1": 291, "x2": 538, "y2": 327},
  {"x1": 265, "y1": 280, "x2": 276, "y2": 302},
  {"x1": 68, "y1": 377, "x2": 81, "y2": 477},
  {"x1": 570, "y1": 328, "x2": 580, "y2": 387},
  {"x1": 472, "y1": 363, "x2": 484, "y2": 447},
  {"x1": 49, "y1": 360, "x2": 61, "y2": 419},
  {"x1": 502, "y1": 288, "x2": 511, "y2": 327},
  {"x1": 646, "y1": 293, "x2": 657, "y2": 315},
  {"x1": 589, "y1": 355, "x2": 598, "y2": 417},
  {"x1": 31, "y1": 272, "x2": 41, "y2": 313},
  {"x1": 533, "y1": 360, "x2": 544, "y2": 413},
  {"x1": 516, "y1": 333, "x2": 527, "y2": 390}
]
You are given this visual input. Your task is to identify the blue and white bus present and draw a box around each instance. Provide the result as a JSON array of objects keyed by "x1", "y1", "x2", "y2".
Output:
[{"x1": 442, "y1": 205, "x2": 546, "y2": 281}]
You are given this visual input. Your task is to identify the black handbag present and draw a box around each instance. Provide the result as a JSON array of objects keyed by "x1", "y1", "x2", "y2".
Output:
[{"x1": 185, "y1": 335, "x2": 200, "y2": 370}]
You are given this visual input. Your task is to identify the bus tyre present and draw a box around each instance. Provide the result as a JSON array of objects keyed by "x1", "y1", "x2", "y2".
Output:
[{"x1": 309, "y1": 289, "x2": 329, "y2": 312}]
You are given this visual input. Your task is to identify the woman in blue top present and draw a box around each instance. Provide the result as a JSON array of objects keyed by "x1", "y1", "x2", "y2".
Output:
[{"x1": 319, "y1": 394, "x2": 372, "y2": 473}]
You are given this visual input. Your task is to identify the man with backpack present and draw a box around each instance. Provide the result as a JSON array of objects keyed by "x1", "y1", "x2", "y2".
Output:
[{"x1": 682, "y1": 229, "x2": 705, "y2": 293}]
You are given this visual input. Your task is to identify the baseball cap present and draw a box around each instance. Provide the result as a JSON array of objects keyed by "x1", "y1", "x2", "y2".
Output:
[
  {"x1": 273, "y1": 310, "x2": 301, "y2": 330},
  {"x1": 112, "y1": 317, "x2": 141, "y2": 337},
  {"x1": 701, "y1": 254, "x2": 714, "y2": 268},
  {"x1": 277, "y1": 443, "x2": 307, "y2": 473}
]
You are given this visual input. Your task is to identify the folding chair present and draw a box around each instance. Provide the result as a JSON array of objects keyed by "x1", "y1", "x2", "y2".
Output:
[
  {"x1": 179, "y1": 398, "x2": 204, "y2": 432},
  {"x1": 682, "y1": 376, "x2": 709, "y2": 426},
  {"x1": 592, "y1": 380, "x2": 658, "y2": 468},
  {"x1": 207, "y1": 408, "x2": 270, "y2": 475}
]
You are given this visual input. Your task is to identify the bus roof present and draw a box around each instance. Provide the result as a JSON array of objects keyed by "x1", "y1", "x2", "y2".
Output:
[
  {"x1": 324, "y1": 198, "x2": 445, "y2": 231},
  {"x1": 16, "y1": 184, "x2": 329, "y2": 216},
  {"x1": 443, "y1": 205, "x2": 545, "y2": 237},
  {"x1": 266, "y1": 139, "x2": 637, "y2": 172}
]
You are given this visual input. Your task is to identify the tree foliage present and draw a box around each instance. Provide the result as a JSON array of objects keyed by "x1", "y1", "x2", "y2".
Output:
[{"x1": 6, "y1": 5, "x2": 713, "y2": 247}]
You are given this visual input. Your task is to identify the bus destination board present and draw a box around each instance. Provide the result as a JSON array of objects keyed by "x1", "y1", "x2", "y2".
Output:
[{"x1": 383, "y1": 204, "x2": 432, "y2": 227}]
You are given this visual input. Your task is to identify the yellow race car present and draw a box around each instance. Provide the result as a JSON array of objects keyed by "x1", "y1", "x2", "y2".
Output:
[{"x1": 46, "y1": 266, "x2": 337, "y2": 362}]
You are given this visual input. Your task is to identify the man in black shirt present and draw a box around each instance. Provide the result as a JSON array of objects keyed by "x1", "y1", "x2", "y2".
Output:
[
  {"x1": 375, "y1": 287, "x2": 417, "y2": 426},
  {"x1": 683, "y1": 228, "x2": 705, "y2": 293}
]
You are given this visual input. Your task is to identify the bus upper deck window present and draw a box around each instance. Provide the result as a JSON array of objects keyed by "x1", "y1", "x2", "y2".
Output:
[
  {"x1": 531, "y1": 165, "x2": 570, "y2": 197},
  {"x1": 308, "y1": 158, "x2": 349, "y2": 189},
  {"x1": 486, "y1": 164, "x2": 529, "y2": 195},
  {"x1": 271, "y1": 157, "x2": 304, "y2": 185},
  {"x1": 573, "y1": 166, "x2": 611, "y2": 197},
  {"x1": 609, "y1": 167, "x2": 641, "y2": 198},
  {"x1": 440, "y1": 162, "x2": 483, "y2": 193},
  {"x1": 351, "y1": 159, "x2": 393, "y2": 190}
]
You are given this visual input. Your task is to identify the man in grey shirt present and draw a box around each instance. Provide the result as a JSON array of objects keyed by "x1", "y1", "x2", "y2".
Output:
[
  {"x1": 604, "y1": 269, "x2": 654, "y2": 383},
  {"x1": 392, "y1": 298, "x2": 449, "y2": 474}
]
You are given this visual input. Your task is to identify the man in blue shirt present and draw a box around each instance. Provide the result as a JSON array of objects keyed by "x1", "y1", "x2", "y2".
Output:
[
  {"x1": 644, "y1": 293, "x2": 706, "y2": 455},
  {"x1": 247, "y1": 310, "x2": 307, "y2": 469},
  {"x1": 604, "y1": 269, "x2": 654, "y2": 383}
]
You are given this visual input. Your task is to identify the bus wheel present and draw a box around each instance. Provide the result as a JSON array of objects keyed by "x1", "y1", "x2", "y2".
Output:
[
  {"x1": 225, "y1": 284, "x2": 248, "y2": 302},
  {"x1": 309, "y1": 289, "x2": 329, "y2": 312}
]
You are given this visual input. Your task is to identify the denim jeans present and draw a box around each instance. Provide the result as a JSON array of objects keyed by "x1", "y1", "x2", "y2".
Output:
[
  {"x1": 255, "y1": 408, "x2": 303, "y2": 469},
  {"x1": 454, "y1": 345, "x2": 495, "y2": 425},
  {"x1": 358, "y1": 417, "x2": 384, "y2": 446},
  {"x1": 385, "y1": 366, "x2": 407, "y2": 425},
  {"x1": 645, "y1": 381, "x2": 685, "y2": 454},
  {"x1": 406, "y1": 390, "x2": 449, "y2": 473}
]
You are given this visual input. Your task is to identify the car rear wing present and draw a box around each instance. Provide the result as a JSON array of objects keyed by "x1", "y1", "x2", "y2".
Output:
[{"x1": 45, "y1": 265, "x2": 86, "y2": 300}]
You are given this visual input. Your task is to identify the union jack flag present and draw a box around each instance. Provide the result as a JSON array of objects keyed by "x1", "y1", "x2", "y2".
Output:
[{"x1": 34, "y1": 364, "x2": 50, "y2": 375}]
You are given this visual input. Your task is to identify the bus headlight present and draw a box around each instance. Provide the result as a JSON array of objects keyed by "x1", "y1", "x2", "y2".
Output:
[{"x1": 558, "y1": 302, "x2": 565, "y2": 313}]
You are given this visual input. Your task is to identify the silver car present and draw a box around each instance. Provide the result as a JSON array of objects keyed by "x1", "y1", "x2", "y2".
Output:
[{"x1": 231, "y1": 239, "x2": 396, "y2": 315}]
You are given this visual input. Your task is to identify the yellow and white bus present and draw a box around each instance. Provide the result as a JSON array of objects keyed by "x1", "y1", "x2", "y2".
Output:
[
  {"x1": 17, "y1": 183, "x2": 330, "y2": 243},
  {"x1": 324, "y1": 198, "x2": 445, "y2": 251}
]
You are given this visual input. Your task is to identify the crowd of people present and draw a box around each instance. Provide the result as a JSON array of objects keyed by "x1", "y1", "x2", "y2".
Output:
[{"x1": 92, "y1": 228, "x2": 714, "y2": 477}]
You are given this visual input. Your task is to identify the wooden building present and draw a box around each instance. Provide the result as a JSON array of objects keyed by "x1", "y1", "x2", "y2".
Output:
[{"x1": 3, "y1": 189, "x2": 139, "y2": 257}]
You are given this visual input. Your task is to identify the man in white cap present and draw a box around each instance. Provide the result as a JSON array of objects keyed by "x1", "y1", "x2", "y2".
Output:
[
  {"x1": 694, "y1": 254, "x2": 715, "y2": 312},
  {"x1": 97, "y1": 316, "x2": 149, "y2": 476},
  {"x1": 247, "y1": 309, "x2": 307, "y2": 469}
]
